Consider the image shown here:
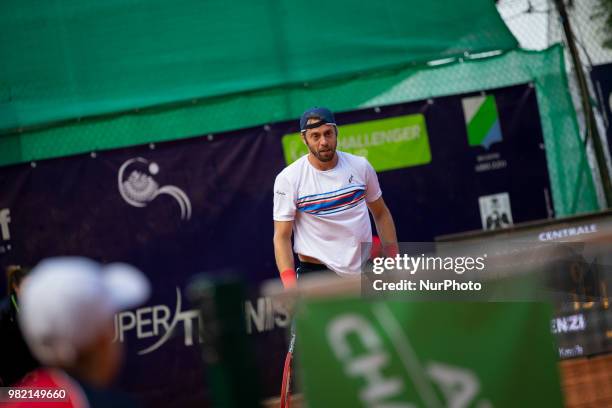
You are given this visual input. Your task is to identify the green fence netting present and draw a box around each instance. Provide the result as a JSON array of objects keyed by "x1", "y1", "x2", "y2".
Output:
[
  {"x1": 0, "y1": 45, "x2": 598, "y2": 217},
  {"x1": 361, "y1": 45, "x2": 599, "y2": 217},
  {"x1": 0, "y1": 0, "x2": 515, "y2": 134}
]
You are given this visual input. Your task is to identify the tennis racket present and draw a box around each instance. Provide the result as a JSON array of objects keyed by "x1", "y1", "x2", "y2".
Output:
[{"x1": 279, "y1": 327, "x2": 296, "y2": 408}]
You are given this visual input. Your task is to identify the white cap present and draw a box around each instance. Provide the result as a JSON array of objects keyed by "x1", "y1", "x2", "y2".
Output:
[{"x1": 19, "y1": 257, "x2": 151, "y2": 366}]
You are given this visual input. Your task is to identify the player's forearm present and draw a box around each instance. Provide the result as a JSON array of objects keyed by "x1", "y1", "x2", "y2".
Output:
[
  {"x1": 274, "y1": 236, "x2": 297, "y2": 288},
  {"x1": 373, "y1": 209, "x2": 398, "y2": 251},
  {"x1": 273, "y1": 235, "x2": 295, "y2": 274}
]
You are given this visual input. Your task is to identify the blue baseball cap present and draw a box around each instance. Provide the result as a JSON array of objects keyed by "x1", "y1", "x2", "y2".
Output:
[{"x1": 300, "y1": 107, "x2": 336, "y2": 132}]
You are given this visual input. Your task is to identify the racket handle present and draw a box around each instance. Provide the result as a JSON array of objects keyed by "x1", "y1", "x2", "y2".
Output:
[{"x1": 279, "y1": 351, "x2": 293, "y2": 408}]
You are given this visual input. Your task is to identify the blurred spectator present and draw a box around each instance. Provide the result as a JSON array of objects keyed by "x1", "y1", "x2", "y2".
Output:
[
  {"x1": 0, "y1": 265, "x2": 39, "y2": 385},
  {"x1": 7, "y1": 257, "x2": 150, "y2": 408}
]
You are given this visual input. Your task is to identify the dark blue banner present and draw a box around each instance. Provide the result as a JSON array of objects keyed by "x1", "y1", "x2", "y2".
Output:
[{"x1": 0, "y1": 83, "x2": 551, "y2": 407}]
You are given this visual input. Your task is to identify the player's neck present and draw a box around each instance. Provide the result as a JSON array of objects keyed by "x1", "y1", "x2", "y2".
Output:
[{"x1": 308, "y1": 152, "x2": 338, "y2": 171}]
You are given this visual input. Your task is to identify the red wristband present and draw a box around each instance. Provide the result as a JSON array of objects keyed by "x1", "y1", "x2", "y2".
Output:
[
  {"x1": 280, "y1": 268, "x2": 297, "y2": 289},
  {"x1": 370, "y1": 235, "x2": 382, "y2": 259},
  {"x1": 384, "y1": 243, "x2": 399, "y2": 258}
]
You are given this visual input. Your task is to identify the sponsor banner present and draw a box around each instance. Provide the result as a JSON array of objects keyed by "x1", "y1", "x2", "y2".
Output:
[
  {"x1": 296, "y1": 300, "x2": 562, "y2": 407},
  {"x1": 590, "y1": 62, "x2": 612, "y2": 155},
  {"x1": 0, "y1": 83, "x2": 551, "y2": 407},
  {"x1": 552, "y1": 307, "x2": 612, "y2": 359},
  {"x1": 0, "y1": 135, "x2": 288, "y2": 408},
  {"x1": 282, "y1": 114, "x2": 431, "y2": 172}
]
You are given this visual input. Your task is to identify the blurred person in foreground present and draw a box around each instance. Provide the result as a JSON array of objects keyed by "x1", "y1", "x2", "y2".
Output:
[
  {"x1": 7, "y1": 257, "x2": 150, "y2": 408},
  {"x1": 273, "y1": 107, "x2": 398, "y2": 288},
  {"x1": 0, "y1": 265, "x2": 40, "y2": 385}
]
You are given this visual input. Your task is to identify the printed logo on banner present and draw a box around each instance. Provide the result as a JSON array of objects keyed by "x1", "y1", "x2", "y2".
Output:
[
  {"x1": 463, "y1": 94, "x2": 509, "y2": 173},
  {"x1": 0, "y1": 208, "x2": 12, "y2": 254},
  {"x1": 462, "y1": 94, "x2": 503, "y2": 149},
  {"x1": 538, "y1": 224, "x2": 598, "y2": 242},
  {"x1": 478, "y1": 193, "x2": 513, "y2": 231},
  {"x1": 118, "y1": 157, "x2": 192, "y2": 220},
  {"x1": 281, "y1": 114, "x2": 432, "y2": 172},
  {"x1": 114, "y1": 287, "x2": 290, "y2": 355}
]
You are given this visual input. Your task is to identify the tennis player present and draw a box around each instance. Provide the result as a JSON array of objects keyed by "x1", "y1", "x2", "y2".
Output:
[
  {"x1": 273, "y1": 106, "x2": 398, "y2": 287},
  {"x1": 272, "y1": 107, "x2": 398, "y2": 407}
]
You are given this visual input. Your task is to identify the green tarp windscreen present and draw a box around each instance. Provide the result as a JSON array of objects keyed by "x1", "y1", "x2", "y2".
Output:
[{"x1": 0, "y1": 0, "x2": 516, "y2": 134}]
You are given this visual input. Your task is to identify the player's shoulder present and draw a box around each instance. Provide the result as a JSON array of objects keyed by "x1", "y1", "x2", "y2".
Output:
[
  {"x1": 338, "y1": 151, "x2": 371, "y2": 168},
  {"x1": 275, "y1": 155, "x2": 308, "y2": 182}
]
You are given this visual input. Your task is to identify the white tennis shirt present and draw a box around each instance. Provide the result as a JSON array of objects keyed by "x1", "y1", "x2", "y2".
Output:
[{"x1": 273, "y1": 151, "x2": 382, "y2": 275}]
